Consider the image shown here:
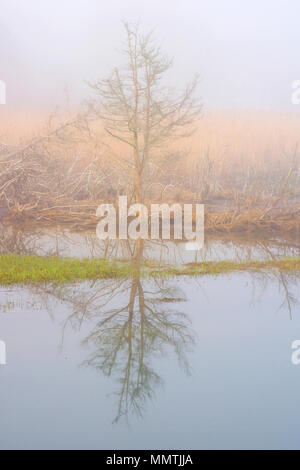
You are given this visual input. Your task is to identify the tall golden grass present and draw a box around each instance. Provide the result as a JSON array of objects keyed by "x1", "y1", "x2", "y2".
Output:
[
  {"x1": 1, "y1": 108, "x2": 300, "y2": 161},
  {"x1": 0, "y1": 108, "x2": 299, "y2": 233}
]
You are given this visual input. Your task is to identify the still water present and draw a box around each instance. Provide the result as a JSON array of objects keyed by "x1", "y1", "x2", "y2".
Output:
[{"x1": 0, "y1": 228, "x2": 299, "y2": 449}]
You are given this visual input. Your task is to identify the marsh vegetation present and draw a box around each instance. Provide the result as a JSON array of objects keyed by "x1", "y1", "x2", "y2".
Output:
[{"x1": 0, "y1": 24, "x2": 299, "y2": 235}]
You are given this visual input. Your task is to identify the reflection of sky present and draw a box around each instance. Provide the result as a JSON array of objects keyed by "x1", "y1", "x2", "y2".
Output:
[
  {"x1": 1, "y1": 0, "x2": 300, "y2": 109},
  {"x1": 0, "y1": 272, "x2": 299, "y2": 449}
]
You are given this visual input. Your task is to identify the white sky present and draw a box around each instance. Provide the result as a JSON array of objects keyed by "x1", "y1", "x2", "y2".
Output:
[{"x1": 1, "y1": 0, "x2": 300, "y2": 109}]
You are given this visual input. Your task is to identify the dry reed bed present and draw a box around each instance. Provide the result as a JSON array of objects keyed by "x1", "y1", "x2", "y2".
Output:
[{"x1": 0, "y1": 110, "x2": 299, "y2": 234}]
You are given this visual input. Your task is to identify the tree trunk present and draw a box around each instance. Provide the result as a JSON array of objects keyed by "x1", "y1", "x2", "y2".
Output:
[{"x1": 134, "y1": 148, "x2": 143, "y2": 203}]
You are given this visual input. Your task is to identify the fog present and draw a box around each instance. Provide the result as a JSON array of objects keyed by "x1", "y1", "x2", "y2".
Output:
[{"x1": 1, "y1": 0, "x2": 300, "y2": 110}]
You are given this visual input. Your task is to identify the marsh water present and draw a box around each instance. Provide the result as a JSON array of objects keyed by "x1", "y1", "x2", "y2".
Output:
[{"x1": 0, "y1": 226, "x2": 299, "y2": 450}]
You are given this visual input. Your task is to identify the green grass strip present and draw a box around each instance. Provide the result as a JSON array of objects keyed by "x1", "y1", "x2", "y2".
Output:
[{"x1": 0, "y1": 254, "x2": 299, "y2": 285}]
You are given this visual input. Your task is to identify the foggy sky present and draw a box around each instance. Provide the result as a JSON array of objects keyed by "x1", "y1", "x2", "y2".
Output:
[{"x1": 1, "y1": 0, "x2": 300, "y2": 110}]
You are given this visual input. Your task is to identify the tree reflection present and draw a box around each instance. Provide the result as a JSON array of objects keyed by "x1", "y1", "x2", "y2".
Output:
[
  {"x1": 82, "y1": 240, "x2": 195, "y2": 422},
  {"x1": 37, "y1": 239, "x2": 195, "y2": 423}
]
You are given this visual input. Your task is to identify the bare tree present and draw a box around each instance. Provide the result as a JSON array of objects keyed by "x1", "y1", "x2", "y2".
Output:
[{"x1": 89, "y1": 21, "x2": 201, "y2": 203}]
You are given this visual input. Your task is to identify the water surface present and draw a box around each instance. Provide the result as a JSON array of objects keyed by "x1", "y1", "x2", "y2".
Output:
[{"x1": 0, "y1": 228, "x2": 299, "y2": 449}]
